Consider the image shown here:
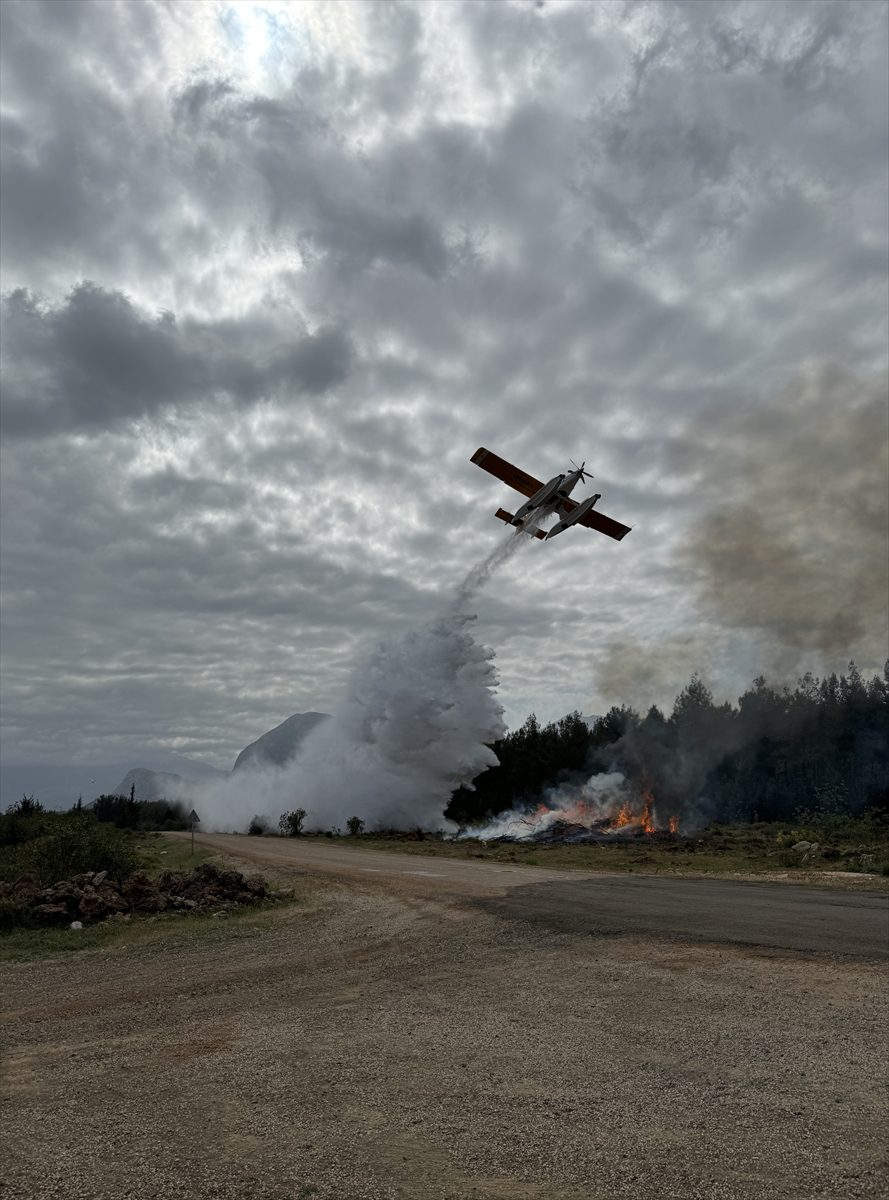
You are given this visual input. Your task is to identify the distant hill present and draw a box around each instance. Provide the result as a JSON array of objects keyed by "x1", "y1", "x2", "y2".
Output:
[
  {"x1": 112, "y1": 768, "x2": 191, "y2": 802},
  {"x1": 0, "y1": 755, "x2": 225, "y2": 810},
  {"x1": 2, "y1": 716, "x2": 331, "y2": 810},
  {"x1": 232, "y1": 712, "x2": 330, "y2": 772}
]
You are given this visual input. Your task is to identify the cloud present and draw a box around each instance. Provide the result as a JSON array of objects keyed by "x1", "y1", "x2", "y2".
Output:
[
  {"x1": 1, "y1": 284, "x2": 352, "y2": 436},
  {"x1": 0, "y1": 0, "x2": 886, "y2": 774}
]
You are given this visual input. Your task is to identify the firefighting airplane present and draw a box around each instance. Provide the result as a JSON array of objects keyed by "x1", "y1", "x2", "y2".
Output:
[{"x1": 470, "y1": 447, "x2": 632, "y2": 542}]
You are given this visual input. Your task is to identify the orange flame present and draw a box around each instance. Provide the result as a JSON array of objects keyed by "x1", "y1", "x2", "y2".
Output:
[
  {"x1": 612, "y1": 803, "x2": 633, "y2": 828},
  {"x1": 606, "y1": 789, "x2": 661, "y2": 834},
  {"x1": 639, "y1": 790, "x2": 656, "y2": 835},
  {"x1": 668, "y1": 815, "x2": 680, "y2": 834}
]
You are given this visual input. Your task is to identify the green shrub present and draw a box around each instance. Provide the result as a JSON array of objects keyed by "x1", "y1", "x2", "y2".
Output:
[
  {"x1": 248, "y1": 816, "x2": 269, "y2": 836},
  {"x1": 775, "y1": 850, "x2": 801, "y2": 868},
  {"x1": 346, "y1": 816, "x2": 365, "y2": 836},
  {"x1": 278, "y1": 809, "x2": 306, "y2": 837},
  {"x1": 0, "y1": 796, "x2": 48, "y2": 848},
  {"x1": 0, "y1": 810, "x2": 139, "y2": 886}
]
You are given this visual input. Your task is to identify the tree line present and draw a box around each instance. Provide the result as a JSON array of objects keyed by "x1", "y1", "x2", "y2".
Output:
[
  {"x1": 3, "y1": 662, "x2": 886, "y2": 837},
  {"x1": 445, "y1": 663, "x2": 889, "y2": 827},
  {"x1": 0, "y1": 795, "x2": 142, "y2": 887},
  {"x1": 1, "y1": 792, "x2": 188, "y2": 850}
]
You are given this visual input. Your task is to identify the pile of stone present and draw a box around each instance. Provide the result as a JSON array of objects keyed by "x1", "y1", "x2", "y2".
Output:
[{"x1": 0, "y1": 862, "x2": 271, "y2": 926}]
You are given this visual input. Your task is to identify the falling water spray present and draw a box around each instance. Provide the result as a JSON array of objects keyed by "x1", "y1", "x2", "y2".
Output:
[{"x1": 197, "y1": 531, "x2": 531, "y2": 832}]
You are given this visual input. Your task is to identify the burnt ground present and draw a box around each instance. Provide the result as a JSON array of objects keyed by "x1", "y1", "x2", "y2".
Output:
[{"x1": 1, "y1": 834, "x2": 887, "y2": 1200}]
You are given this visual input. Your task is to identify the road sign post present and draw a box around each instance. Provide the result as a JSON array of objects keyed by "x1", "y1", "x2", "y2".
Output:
[{"x1": 188, "y1": 809, "x2": 200, "y2": 855}]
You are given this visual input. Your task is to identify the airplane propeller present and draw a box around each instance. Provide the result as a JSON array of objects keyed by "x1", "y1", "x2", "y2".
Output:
[{"x1": 569, "y1": 458, "x2": 592, "y2": 483}]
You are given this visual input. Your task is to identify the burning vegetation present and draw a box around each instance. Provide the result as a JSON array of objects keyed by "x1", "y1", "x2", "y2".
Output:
[
  {"x1": 447, "y1": 664, "x2": 889, "y2": 840},
  {"x1": 466, "y1": 775, "x2": 678, "y2": 843}
]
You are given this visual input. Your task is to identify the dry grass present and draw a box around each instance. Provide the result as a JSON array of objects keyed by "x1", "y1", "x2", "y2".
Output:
[
  {"x1": 320, "y1": 819, "x2": 889, "y2": 890},
  {"x1": 137, "y1": 830, "x2": 213, "y2": 873}
]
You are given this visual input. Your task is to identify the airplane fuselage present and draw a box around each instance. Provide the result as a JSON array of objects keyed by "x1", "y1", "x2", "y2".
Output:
[
  {"x1": 511, "y1": 468, "x2": 586, "y2": 525},
  {"x1": 469, "y1": 445, "x2": 631, "y2": 543}
]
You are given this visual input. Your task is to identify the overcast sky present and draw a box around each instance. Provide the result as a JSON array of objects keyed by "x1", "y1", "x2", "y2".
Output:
[{"x1": 1, "y1": 0, "x2": 887, "y2": 771}]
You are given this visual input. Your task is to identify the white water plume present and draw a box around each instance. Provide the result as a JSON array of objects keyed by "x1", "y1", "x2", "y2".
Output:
[
  {"x1": 452, "y1": 528, "x2": 532, "y2": 611},
  {"x1": 197, "y1": 530, "x2": 532, "y2": 832}
]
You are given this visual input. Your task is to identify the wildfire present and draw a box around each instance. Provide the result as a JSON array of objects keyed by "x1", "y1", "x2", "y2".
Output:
[
  {"x1": 471, "y1": 772, "x2": 684, "y2": 844},
  {"x1": 603, "y1": 787, "x2": 674, "y2": 836},
  {"x1": 639, "y1": 790, "x2": 656, "y2": 834},
  {"x1": 612, "y1": 802, "x2": 633, "y2": 828}
]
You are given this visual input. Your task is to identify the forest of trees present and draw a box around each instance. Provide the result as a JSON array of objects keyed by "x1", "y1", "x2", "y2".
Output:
[
  {"x1": 88, "y1": 794, "x2": 188, "y2": 831},
  {"x1": 3, "y1": 666, "x2": 886, "y2": 839},
  {"x1": 446, "y1": 663, "x2": 889, "y2": 828},
  {"x1": 0, "y1": 793, "x2": 188, "y2": 847}
]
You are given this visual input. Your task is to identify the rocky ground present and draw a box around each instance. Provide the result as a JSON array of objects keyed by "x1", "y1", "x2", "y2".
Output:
[
  {"x1": 0, "y1": 861, "x2": 272, "y2": 926},
  {"x1": 1, "y1": 847, "x2": 887, "y2": 1200}
]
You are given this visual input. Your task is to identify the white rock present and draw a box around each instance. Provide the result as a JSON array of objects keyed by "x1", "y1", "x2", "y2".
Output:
[{"x1": 69, "y1": 920, "x2": 84, "y2": 930}]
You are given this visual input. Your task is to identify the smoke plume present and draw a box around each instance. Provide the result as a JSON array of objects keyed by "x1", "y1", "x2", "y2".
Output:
[
  {"x1": 596, "y1": 365, "x2": 888, "y2": 709},
  {"x1": 197, "y1": 532, "x2": 529, "y2": 832},
  {"x1": 684, "y1": 365, "x2": 888, "y2": 668},
  {"x1": 595, "y1": 632, "x2": 716, "y2": 715}
]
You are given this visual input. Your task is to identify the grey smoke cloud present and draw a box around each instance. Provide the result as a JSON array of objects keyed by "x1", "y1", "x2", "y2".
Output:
[
  {"x1": 594, "y1": 632, "x2": 720, "y2": 715},
  {"x1": 595, "y1": 366, "x2": 888, "y2": 707},
  {"x1": 681, "y1": 365, "x2": 888, "y2": 670}
]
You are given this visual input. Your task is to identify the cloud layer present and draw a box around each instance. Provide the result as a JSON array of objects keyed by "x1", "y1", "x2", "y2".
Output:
[{"x1": 1, "y1": 0, "x2": 886, "y2": 770}]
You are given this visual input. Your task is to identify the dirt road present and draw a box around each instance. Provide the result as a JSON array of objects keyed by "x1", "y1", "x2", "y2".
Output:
[
  {"x1": 189, "y1": 834, "x2": 889, "y2": 959},
  {"x1": 2, "y1": 835, "x2": 887, "y2": 1200}
]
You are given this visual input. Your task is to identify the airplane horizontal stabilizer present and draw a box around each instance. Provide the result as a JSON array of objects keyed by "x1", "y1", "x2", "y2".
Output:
[{"x1": 495, "y1": 508, "x2": 547, "y2": 540}]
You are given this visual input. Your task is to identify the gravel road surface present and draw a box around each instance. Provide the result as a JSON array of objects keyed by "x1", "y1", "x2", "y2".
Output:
[
  {"x1": 186, "y1": 835, "x2": 889, "y2": 959},
  {"x1": 2, "y1": 834, "x2": 887, "y2": 1200}
]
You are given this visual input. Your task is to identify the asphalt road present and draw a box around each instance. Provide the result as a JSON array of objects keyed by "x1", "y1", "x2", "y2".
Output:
[
  {"x1": 189, "y1": 834, "x2": 889, "y2": 959},
  {"x1": 478, "y1": 875, "x2": 889, "y2": 959}
]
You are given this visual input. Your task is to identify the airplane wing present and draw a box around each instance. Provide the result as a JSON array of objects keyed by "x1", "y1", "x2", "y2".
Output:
[
  {"x1": 560, "y1": 497, "x2": 632, "y2": 541},
  {"x1": 470, "y1": 447, "x2": 544, "y2": 499}
]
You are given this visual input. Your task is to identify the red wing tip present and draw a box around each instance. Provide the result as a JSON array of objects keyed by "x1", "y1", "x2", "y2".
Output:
[{"x1": 470, "y1": 447, "x2": 490, "y2": 464}]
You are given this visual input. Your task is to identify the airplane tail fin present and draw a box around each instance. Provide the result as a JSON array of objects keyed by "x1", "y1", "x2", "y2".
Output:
[{"x1": 495, "y1": 508, "x2": 547, "y2": 540}]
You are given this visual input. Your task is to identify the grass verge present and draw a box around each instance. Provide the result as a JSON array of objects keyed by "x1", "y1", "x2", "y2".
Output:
[
  {"x1": 0, "y1": 834, "x2": 299, "y2": 963},
  {"x1": 0, "y1": 897, "x2": 299, "y2": 962},
  {"x1": 305, "y1": 820, "x2": 889, "y2": 890},
  {"x1": 137, "y1": 830, "x2": 213, "y2": 873}
]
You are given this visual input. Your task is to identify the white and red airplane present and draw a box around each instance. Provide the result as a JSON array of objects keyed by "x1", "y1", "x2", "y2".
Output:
[{"x1": 470, "y1": 447, "x2": 631, "y2": 542}]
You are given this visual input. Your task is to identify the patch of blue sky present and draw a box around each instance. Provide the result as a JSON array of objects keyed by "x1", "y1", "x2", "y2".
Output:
[{"x1": 217, "y1": 3, "x2": 315, "y2": 91}]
